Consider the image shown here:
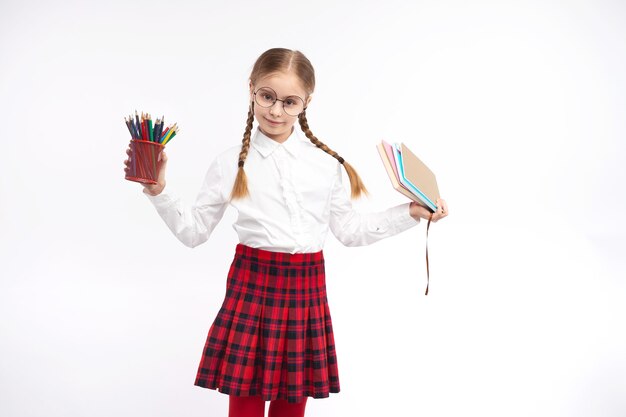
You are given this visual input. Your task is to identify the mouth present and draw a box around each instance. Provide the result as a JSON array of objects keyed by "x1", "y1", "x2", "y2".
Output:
[{"x1": 264, "y1": 117, "x2": 284, "y2": 126}]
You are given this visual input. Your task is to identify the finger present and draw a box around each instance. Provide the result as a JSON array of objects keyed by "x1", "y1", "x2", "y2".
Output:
[
  {"x1": 441, "y1": 199, "x2": 448, "y2": 216},
  {"x1": 126, "y1": 148, "x2": 131, "y2": 155},
  {"x1": 436, "y1": 199, "x2": 445, "y2": 215},
  {"x1": 432, "y1": 204, "x2": 445, "y2": 221}
]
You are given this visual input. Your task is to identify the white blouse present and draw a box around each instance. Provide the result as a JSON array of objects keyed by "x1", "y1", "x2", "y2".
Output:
[{"x1": 143, "y1": 127, "x2": 420, "y2": 253}]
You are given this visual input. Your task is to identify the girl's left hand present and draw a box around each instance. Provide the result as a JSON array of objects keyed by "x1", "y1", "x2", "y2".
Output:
[{"x1": 410, "y1": 198, "x2": 448, "y2": 222}]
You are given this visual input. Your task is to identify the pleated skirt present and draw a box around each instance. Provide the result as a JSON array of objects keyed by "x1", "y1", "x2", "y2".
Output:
[{"x1": 194, "y1": 244, "x2": 340, "y2": 403}]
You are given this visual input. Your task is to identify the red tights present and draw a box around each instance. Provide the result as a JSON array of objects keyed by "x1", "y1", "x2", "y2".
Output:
[{"x1": 228, "y1": 395, "x2": 308, "y2": 417}]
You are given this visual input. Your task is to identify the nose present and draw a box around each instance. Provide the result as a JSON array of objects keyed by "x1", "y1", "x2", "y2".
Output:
[{"x1": 269, "y1": 100, "x2": 283, "y2": 117}]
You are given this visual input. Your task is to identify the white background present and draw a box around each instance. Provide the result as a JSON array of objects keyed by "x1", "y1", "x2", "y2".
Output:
[{"x1": 1, "y1": 1, "x2": 625, "y2": 416}]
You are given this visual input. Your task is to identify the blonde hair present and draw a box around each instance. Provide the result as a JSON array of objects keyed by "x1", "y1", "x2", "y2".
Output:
[{"x1": 230, "y1": 48, "x2": 368, "y2": 200}]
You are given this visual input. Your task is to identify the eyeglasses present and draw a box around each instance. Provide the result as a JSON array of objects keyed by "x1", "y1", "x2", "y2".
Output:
[{"x1": 253, "y1": 87, "x2": 306, "y2": 116}]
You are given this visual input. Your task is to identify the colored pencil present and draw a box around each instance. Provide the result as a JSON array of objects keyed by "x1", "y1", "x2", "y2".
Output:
[
  {"x1": 148, "y1": 115, "x2": 154, "y2": 142},
  {"x1": 135, "y1": 110, "x2": 141, "y2": 138},
  {"x1": 154, "y1": 117, "x2": 162, "y2": 144},
  {"x1": 141, "y1": 112, "x2": 146, "y2": 140},
  {"x1": 124, "y1": 117, "x2": 134, "y2": 138}
]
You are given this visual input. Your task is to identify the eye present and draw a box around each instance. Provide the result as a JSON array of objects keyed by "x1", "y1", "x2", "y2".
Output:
[
  {"x1": 284, "y1": 98, "x2": 297, "y2": 107},
  {"x1": 256, "y1": 88, "x2": 276, "y2": 102}
]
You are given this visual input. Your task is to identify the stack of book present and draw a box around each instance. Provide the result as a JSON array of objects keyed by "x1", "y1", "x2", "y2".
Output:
[
  {"x1": 377, "y1": 140, "x2": 440, "y2": 213},
  {"x1": 378, "y1": 140, "x2": 441, "y2": 295}
]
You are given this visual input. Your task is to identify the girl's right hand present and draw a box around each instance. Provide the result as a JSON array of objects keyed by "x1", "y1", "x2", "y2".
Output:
[{"x1": 123, "y1": 147, "x2": 168, "y2": 196}]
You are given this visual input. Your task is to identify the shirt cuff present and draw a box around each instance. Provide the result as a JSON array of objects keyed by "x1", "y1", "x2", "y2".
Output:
[
  {"x1": 143, "y1": 186, "x2": 175, "y2": 207},
  {"x1": 390, "y1": 202, "x2": 420, "y2": 234}
]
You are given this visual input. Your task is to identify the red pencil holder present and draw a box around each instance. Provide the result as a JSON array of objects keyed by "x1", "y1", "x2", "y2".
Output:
[{"x1": 125, "y1": 139, "x2": 164, "y2": 184}]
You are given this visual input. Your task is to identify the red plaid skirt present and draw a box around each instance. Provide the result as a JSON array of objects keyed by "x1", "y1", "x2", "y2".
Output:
[{"x1": 194, "y1": 244, "x2": 340, "y2": 403}]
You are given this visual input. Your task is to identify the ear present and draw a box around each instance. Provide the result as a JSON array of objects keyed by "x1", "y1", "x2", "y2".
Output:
[
  {"x1": 305, "y1": 94, "x2": 313, "y2": 109},
  {"x1": 249, "y1": 81, "x2": 254, "y2": 102}
]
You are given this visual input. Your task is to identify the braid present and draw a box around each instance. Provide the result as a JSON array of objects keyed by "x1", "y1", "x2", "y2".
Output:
[
  {"x1": 230, "y1": 102, "x2": 255, "y2": 200},
  {"x1": 298, "y1": 111, "x2": 368, "y2": 199}
]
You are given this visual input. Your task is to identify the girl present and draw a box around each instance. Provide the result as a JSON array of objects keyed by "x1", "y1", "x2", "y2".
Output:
[{"x1": 124, "y1": 48, "x2": 448, "y2": 417}]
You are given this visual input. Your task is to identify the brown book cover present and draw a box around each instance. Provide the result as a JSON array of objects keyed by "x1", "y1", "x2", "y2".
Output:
[{"x1": 400, "y1": 143, "x2": 440, "y2": 211}]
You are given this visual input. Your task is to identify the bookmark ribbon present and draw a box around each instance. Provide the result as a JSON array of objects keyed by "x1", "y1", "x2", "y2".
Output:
[{"x1": 425, "y1": 213, "x2": 433, "y2": 295}]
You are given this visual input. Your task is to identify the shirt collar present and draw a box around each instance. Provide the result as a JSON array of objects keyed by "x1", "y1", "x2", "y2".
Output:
[{"x1": 251, "y1": 127, "x2": 302, "y2": 158}]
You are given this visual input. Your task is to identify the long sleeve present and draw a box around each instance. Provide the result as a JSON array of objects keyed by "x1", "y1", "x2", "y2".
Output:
[
  {"x1": 329, "y1": 164, "x2": 420, "y2": 247},
  {"x1": 143, "y1": 156, "x2": 229, "y2": 248}
]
